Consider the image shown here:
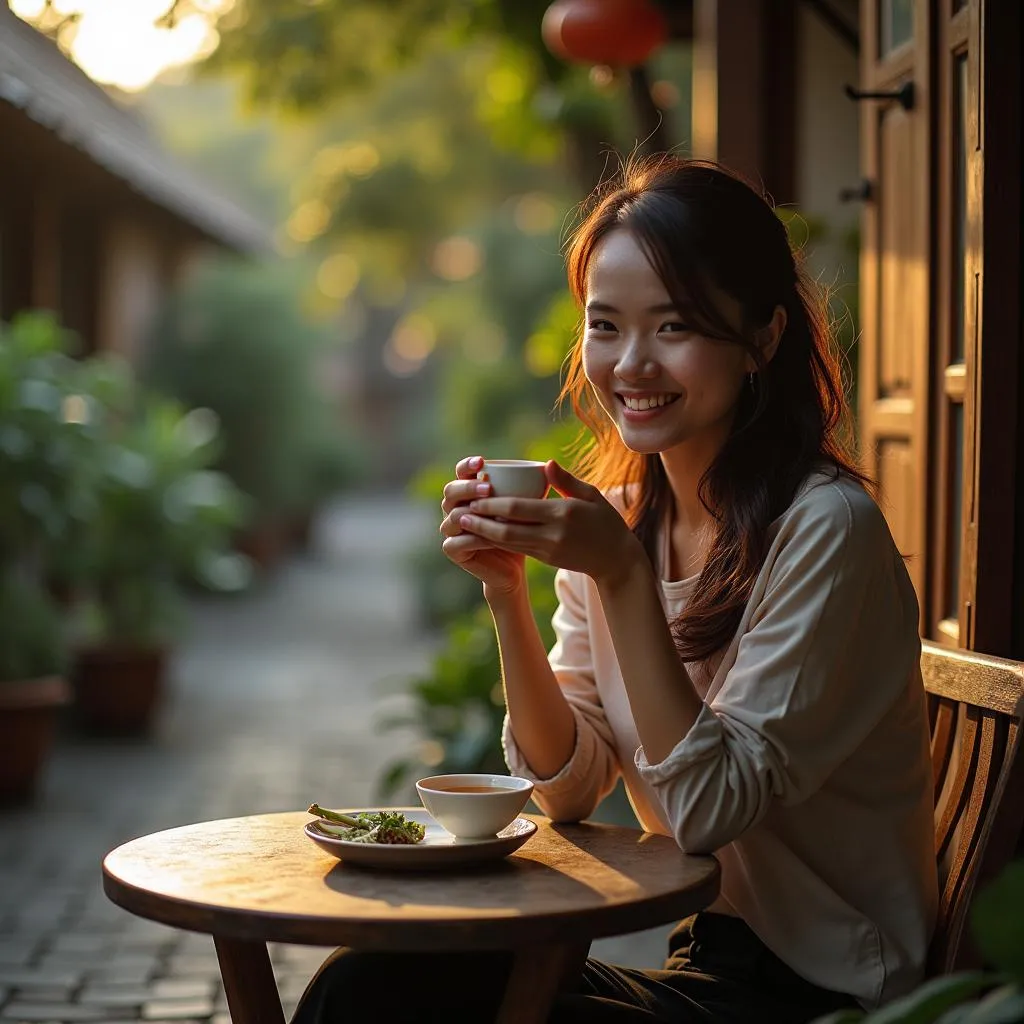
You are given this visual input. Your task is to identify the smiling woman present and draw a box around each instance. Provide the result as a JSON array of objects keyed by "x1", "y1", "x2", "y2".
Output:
[
  {"x1": 10, "y1": 0, "x2": 228, "y2": 91},
  {"x1": 284, "y1": 156, "x2": 940, "y2": 1021}
]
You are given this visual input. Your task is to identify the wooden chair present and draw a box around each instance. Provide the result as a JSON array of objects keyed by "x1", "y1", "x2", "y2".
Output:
[{"x1": 921, "y1": 640, "x2": 1024, "y2": 974}]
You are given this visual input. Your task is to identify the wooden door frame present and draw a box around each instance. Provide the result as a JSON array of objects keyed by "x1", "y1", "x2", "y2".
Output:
[
  {"x1": 961, "y1": 0, "x2": 1022, "y2": 658},
  {"x1": 857, "y1": 0, "x2": 932, "y2": 619},
  {"x1": 858, "y1": 0, "x2": 1022, "y2": 657}
]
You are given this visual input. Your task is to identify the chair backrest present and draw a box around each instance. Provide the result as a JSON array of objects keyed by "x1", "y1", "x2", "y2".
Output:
[{"x1": 921, "y1": 641, "x2": 1024, "y2": 974}]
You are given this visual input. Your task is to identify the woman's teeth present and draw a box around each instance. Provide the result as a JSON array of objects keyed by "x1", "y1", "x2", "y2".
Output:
[{"x1": 620, "y1": 394, "x2": 679, "y2": 411}]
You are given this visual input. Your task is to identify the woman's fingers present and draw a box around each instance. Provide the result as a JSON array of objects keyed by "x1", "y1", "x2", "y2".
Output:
[
  {"x1": 439, "y1": 509, "x2": 468, "y2": 538},
  {"x1": 441, "y1": 532, "x2": 496, "y2": 562},
  {"x1": 455, "y1": 455, "x2": 484, "y2": 480},
  {"x1": 545, "y1": 460, "x2": 599, "y2": 500},
  {"x1": 458, "y1": 513, "x2": 540, "y2": 553},
  {"x1": 441, "y1": 478, "x2": 491, "y2": 515},
  {"x1": 466, "y1": 496, "x2": 560, "y2": 523}
]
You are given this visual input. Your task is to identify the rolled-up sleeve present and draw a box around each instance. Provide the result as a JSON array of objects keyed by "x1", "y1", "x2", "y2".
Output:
[
  {"x1": 636, "y1": 485, "x2": 920, "y2": 854},
  {"x1": 503, "y1": 568, "x2": 620, "y2": 822}
]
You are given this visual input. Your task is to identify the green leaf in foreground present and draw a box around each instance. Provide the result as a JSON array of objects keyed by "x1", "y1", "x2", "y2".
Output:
[
  {"x1": 864, "y1": 973, "x2": 995, "y2": 1024},
  {"x1": 946, "y1": 985, "x2": 1024, "y2": 1023},
  {"x1": 970, "y1": 862, "x2": 1024, "y2": 981}
]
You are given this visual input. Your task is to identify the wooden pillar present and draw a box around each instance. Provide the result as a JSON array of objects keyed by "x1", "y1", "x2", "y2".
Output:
[
  {"x1": 29, "y1": 187, "x2": 60, "y2": 312},
  {"x1": 95, "y1": 216, "x2": 168, "y2": 361},
  {"x1": 0, "y1": 192, "x2": 33, "y2": 322},
  {"x1": 690, "y1": 0, "x2": 797, "y2": 201}
]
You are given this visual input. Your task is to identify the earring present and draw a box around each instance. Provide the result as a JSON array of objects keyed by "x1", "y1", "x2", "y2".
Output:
[{"x1": 748, "y1": 372, "x2": 756, "y2": 393}]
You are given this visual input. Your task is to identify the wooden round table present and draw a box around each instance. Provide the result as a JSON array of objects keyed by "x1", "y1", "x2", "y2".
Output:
[{"x1": 102, "y1": 811, "x2": 720, "y2": 1024}]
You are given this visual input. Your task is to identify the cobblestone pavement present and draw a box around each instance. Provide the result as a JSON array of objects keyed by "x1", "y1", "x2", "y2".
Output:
[{"x1": 0, "y1": 492, "x2": 667, "y2": 1024}]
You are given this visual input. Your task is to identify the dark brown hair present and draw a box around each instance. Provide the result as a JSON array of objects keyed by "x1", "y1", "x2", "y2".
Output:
[{"x1": 560, "y1": 155, "x2": 870, "y2": 662}]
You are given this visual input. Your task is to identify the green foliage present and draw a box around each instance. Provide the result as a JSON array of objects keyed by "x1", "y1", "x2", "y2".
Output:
[
  {"x1": 405, "y1": 542, "x2": 484, "y2": 632},
  {"x1": 387, "y1": 278, "x2": 579, "y2": 791},
  {"x1": 812, "y1": 863, "x2": 1024, "y2": 1024},
  {"x1": 0, "y1": 313, "x2": 87, "y2": 680},
  {"x1": 65, "y1": 392, "x2": 252, "y2": 645},
  {"x1": 139, "y1": 0, "x2": 693, "y2": 505},
  {"x1": 971, "y1": 862, "x2": 1024, "y2": 981},
  {"x1": 0, "y1": 309, "x2": 249, "y2": 661},
  {"x1": 378, "y1": 556, "x2": 557, "y2": 798},
  {"x1": 0, "y1": 572, "x2": 65, "y2": 684},
  {"x1": 777, "y1": 206, "x2": 862, "y2": 427},
  {"x1": 0, "y1": 312, "x2": 94, "y2": 568},
  {"x1": 197, "y1": 0, "x2": 691, "y2": 194},
  {"x1": 157, "y1": 0, "x2": 689, "y2": 796},
  {"x1": 144, "y1": 257, "x2": 364, "y2": 523},
  {"x1": 204, "y1": 0, "x2": 563, "y2": 114},
  {"x1": 932, "y1": 986, "x2": 1024, "y2": 1024},
  {"x1": 377, "y1": 603, "x2": 506, "y2": 798}
]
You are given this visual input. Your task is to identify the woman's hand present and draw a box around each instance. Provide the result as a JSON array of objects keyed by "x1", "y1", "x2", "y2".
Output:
[
  {"x1": 456, "y1": 461, "x2": 646, "y2": 587},
  {"x1": 439, "y1": 456, "x2": 526, "y2": 595}
]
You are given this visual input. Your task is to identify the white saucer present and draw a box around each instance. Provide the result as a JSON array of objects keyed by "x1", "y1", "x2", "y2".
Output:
[{"x1": 303, "y1": 807, "x2": 537, "y2": 871}]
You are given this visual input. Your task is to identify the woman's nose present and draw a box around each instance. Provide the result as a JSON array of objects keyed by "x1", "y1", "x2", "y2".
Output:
[{"x1": 614, "y1": 337, "x2": 658, "y2": 380}]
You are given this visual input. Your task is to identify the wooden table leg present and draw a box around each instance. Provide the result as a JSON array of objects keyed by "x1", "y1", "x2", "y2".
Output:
[
  {"x1": 214, "y1": 935, "x2": 286, "y2": 1024},
  {"x1": 495, "y1": 941, "x2": 590, "y2": 1024}
]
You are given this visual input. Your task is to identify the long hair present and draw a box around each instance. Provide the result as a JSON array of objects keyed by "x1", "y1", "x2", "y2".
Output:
[{"x1": 560, "y1": 156, "x2": 870, "y2": 662}]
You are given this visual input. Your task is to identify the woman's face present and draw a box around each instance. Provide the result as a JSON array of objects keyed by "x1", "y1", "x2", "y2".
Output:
[{"x1": 582, "y1": 228, "x2": 752, "y2": 457}]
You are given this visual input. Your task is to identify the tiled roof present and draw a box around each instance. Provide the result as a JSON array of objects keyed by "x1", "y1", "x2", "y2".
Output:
[{"x1": 0, "y1": 7, "x2": 271, "y2": 253}]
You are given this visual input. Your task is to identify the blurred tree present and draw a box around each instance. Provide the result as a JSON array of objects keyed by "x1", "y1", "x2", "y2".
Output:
[
  {"x1": 198, "y1": 0, "x2": 568, "y2": 106},
  {"x1": 162, "y1": 0, "x2": 688, "y2": 191},
  {"x1": 133, "y1": 1, "x2": 690, "y2": 489}
]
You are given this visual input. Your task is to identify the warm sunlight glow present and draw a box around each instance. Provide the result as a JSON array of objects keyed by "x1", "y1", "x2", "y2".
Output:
[
  {"x1": 514, "y1": 192, "x2": 559, "y2": 235},
  {"x1": 287, "y1": 200, "x2": 333, "y2": 244},
  {"x1": 461, "y1": 324, "x2": 506, "y2": 365},
  {"x1": 391, "y1": 314, "x2": 437, "y2": 362},
  {"x1": 11, "y1": 0, "x2": 233, "y2": 92},
  {"x1": 430, "y1": 236, "x2": 482, "y2": 282},
  {"x1": 317, "y1": 253, "x2": 361, "y2": 301},
  {"x1": 383, "y1": 314, "x2": 436, "y2": 377},
  {"x1": 10, "y1": 0, "x2": 46, "y2": 17}
]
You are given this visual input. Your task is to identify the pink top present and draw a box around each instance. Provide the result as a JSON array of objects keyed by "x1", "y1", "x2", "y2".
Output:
[{"x1": 503, "y1": 471, "x2": 938, "y2": 1008}]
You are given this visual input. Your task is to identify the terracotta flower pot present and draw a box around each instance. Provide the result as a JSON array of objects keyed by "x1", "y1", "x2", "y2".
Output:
[
  {"x1": 287, "y1": 508, "x2": 315, "y2": 552},
  {"x1": 0, "y1": 676, "x2": 71, "y2": 805},
  {"x1": 72, "y1": 645, "x2": 168, "y2": 736},
  {"x1": 235, "y1": 521, "x2": 287, "y2": 571}
]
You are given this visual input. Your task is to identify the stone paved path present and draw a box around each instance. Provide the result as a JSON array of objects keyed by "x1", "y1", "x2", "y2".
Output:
[
  {"x1": 0, "y1": 495, "x2": 440, "y2": 1023},
  {"x1": 0, "y1": 493, "x2": 668, "y2": 1024}
]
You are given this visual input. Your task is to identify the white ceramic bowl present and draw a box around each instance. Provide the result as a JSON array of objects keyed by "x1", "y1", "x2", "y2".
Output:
[{"x1": 416, "y1": 773, "x2": 534, "y2": 838}]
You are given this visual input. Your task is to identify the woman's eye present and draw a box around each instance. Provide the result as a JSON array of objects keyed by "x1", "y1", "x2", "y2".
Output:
[
  {"x1": 587, "y1": 319, "x2": 616, "y2": 333},
  {"x1": 660, "y1": 321, "x2": 692, "y2": 334}
]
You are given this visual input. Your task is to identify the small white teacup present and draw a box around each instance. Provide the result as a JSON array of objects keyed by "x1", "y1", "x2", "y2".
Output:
[
  {"x1": 416, "y1": 773, "x2": 534, "y2": 838},
  {"x1": 478, "y1": 459, "x2": 548, "y2": 499}
]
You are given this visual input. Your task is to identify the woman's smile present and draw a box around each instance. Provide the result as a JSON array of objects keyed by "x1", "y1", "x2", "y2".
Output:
[{"x1": 616, "y1": 391, "x2": 682, "y2": 420}]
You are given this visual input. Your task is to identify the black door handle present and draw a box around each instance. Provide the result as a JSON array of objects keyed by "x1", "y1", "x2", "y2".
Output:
[
  {"x1": 844, "y1": 81, "x2": 915, "y2": 111},
  {"x1": 839, "y1": 179, "x2": 874, "y2": 203}
]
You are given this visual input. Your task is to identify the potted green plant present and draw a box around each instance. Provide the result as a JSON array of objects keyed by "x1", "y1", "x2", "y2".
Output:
[
  {"x1": 0, "y1": 312, "x2": 91, "y2": 800},
  {"x1": 0, "y1": 573, "x2": 69, "y2": 803},
  {"x1": 67, "y1": 387, "x2": 251, "y2": 734}
]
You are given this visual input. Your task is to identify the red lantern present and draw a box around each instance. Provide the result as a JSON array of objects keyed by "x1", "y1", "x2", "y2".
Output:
[{"x1": 542, "y1": 0, "x2": 669, "y2": 67}]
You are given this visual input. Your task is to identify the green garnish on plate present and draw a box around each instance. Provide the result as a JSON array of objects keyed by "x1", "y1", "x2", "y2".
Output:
[{"x1": 307, "y1": 804, "x2": 427, "y2": 845}]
